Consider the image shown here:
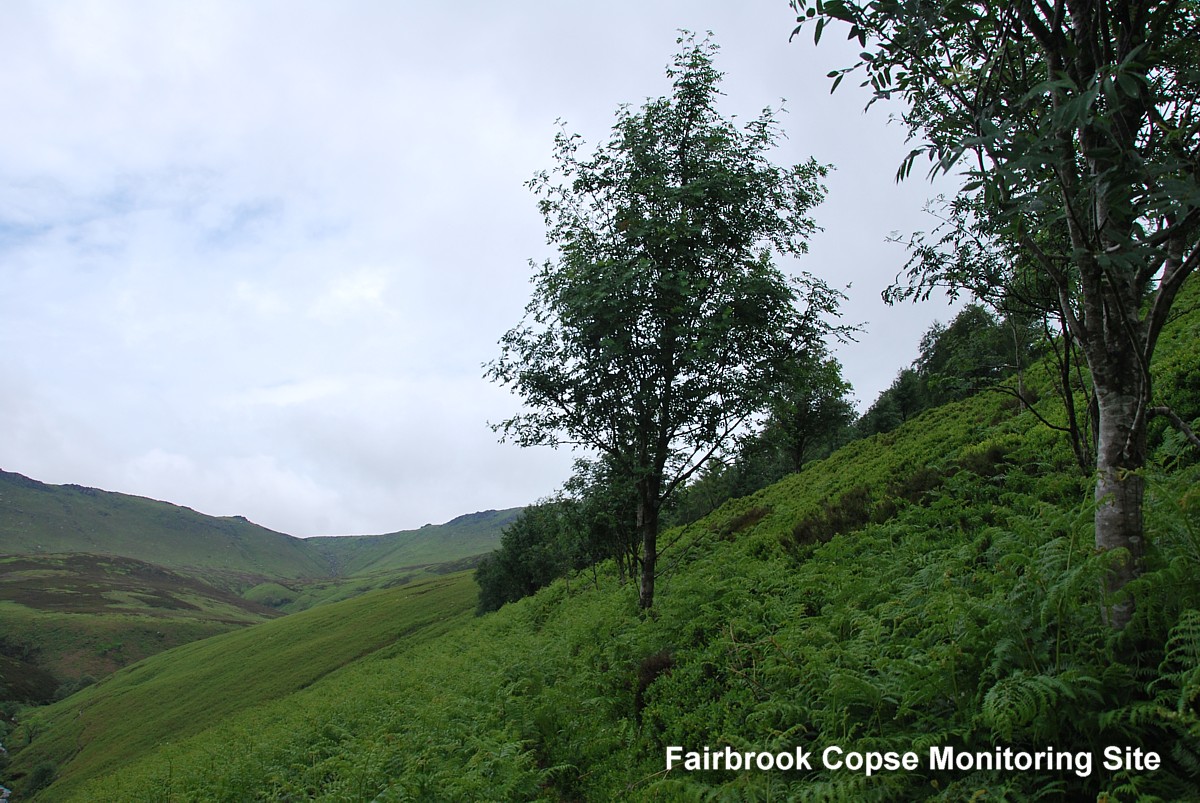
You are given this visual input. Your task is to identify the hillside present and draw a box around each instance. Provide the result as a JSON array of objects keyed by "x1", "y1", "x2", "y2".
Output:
[
  {"x1": 0, "y1": 471, "x2": 330, "y2": 587},
  {"x1": 6, "y1": 291, "x2": 1197, "y2": 800},
  {"x1": 306, "y1": 508, "x2": 523, "y2": 576},
  {"x1": 0, "y1": 472, "x2": 516, "y2": 704},
  {"x1": 7, "y1": 323, "x2": 1198, "y2": 799},
  {"x1": 0, "y1": 471, "x2": 516, "y2": 595},
  {"x1": 0, "y1": 552, "x2": 279, "y2": 702},
  {"x1": 4, "y1": 572, "x2": 477, "y2": 799}
]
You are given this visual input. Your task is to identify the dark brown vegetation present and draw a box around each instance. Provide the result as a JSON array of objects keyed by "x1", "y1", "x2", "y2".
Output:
[{"x1": 0, "y1": 554, "x2": 278, "y2": 619}]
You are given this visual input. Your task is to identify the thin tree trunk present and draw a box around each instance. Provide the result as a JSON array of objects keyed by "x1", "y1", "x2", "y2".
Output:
[
  {"x1": 1093, "y1": 384, "x2": 1147, "y2": 630},
  {"x1": 637, "y1": 479, "x2": 660, "y2": 609}
]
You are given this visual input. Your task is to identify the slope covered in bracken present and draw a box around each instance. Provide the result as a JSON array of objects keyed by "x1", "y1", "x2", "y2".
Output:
[{"x1": 8, "y1": 289, "x2": 1199, "y2": 801}]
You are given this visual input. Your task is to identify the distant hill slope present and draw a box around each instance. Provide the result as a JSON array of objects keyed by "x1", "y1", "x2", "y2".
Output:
[
  {"x1": 0, "y1": 471, "x2": 518, "y2": 592},
  {"x1": 7, "y1": 572, "x2": 477, "y2": 800},
  {"x1": 0, "y1": 552, "x2": 279, "y2": 702},
  {"x1": 305, "y1": 508, "x2": 523, "y2": 575},
  {"x1": 0, "y1": 471, "x2": 330, "y2": 587},
  {"x1": 0, "y1": 471, "x2": 516, "y2": 700}
]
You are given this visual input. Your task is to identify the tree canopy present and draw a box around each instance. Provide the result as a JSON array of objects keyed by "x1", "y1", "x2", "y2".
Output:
[{"x1": 487, "y1": 34, "x2": 848, "y2": 608}]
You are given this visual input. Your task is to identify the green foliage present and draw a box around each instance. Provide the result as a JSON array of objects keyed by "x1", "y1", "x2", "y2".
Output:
[
  {"x1": 562, "y1": 456, "x2": 641, "y2": 581},
  {"x1": 25, "y1": 762, "x2": 56, "y2": 796},
  {"x1": 487, "y1": 33, "x2": 848, "y2": 607},
  {"x1": 792, "y1": 0, "x2": 1200, "y2": 626},
  {"x1": 51, "y1": 675, "x2": 94, "y2": 703},
  {"x1": 669, "y1": 356, "x2": 857, "y2": 521},
  {"x1": 858, "y1": 305, "x2": 1031, "y2": 439},
  {"x1": 857, "y1": 367, "x2": 928, "y2": 437},
  {"x1": 6, "y1": 574, "x2": 476, "y2": 800},
  {"x1": 476, "y1": 457, "x2": 647, "y2": 614},
  {"x1": 11, "y1": 287, "x2": 1200, "y2": 802},
  {"x1": 917, "y1": 305, "x2": 1022, "y2": 405},
  {"x1": 0, "y1": 553, "x2": 277, "y2": 706},
  {"x1": 16, "y1": 436, "x2": 1196, "y2": 800},
  {"x1": 0, "y1": 487, "x2": 514, "y2": 700},
  {"x1": 475, "y1": 501, "x2": 576, "y2": 613}
]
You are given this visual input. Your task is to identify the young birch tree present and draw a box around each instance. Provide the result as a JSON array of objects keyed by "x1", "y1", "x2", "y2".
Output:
[
  {"x1": 486, "y1": 35, "x2": 847, "y2": 609},
  {"x1": 792, "y1": 0, "x2": 1200, "y2": 628}
]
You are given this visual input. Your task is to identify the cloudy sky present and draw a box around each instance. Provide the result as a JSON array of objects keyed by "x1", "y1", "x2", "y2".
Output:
[{"x1": 0, "y1": 1, "x2": 955, "y2": 537}]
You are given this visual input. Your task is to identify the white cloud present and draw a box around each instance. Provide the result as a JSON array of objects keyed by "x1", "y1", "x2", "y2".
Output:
[
  {"x1": 0, "y1": 1, "x2": 954, "y2": 536},
  {"x1": 225, "y1": 378, "x2": 347, "y2": 410},
  {"x1": 124, "y1": 449, "x2": 343, "y2": 535},
  {"x1": 309, "y1": 267, "x2": 394, "y2": 322}
]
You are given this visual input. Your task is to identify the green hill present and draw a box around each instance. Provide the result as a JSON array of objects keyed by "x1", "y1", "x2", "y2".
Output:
[
  {"x1": 306, "y1": 508, "x2": 523, "y2": 576},
  {"x1": 0, "y1": 471, "x2": 516, "y2": 598},
  {"x1": 9, "y1": 347, "x2": 1198, "y2": 799},
  {"x1": 5, "y1": 292, "x2": 1197, "y2": 801},
  {"x1": 0, "y1": 472, "x2": 516, "y2": 705},
  {"x1": 231, "y1": 509, "x2": 522, "y2": 612},
  {"x1": 4, "y1": 572, "x2": 477, "y2": 799},
  {"x1": 0, "y1": 552, "x2": 279, "y2": 702},
  {"x1": 0, "y1": 471, "x2": 330, "y2": 588}
]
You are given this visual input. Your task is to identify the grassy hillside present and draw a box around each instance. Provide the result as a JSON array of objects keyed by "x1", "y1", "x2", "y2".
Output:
[
  {"x1": 5, "y1": 572, "x2": 477, "y2": 799},
  {"x1": 255, "y1": 551, "x2": 492, "y2": 614},
  {"x1": 0, "y1": 471, "x2": 330, "y2": 587},
  {"x1": 0, "y1": 473, "x2": 514, "y2": 702},
  {"x1": 7, "y1": 290, "x2": 1197, "y2": 801},
  {"x1": 0, "y1": 553, "x2": 278, "y2": 701},
  {"x1": 305, "y1": 507, "x2": 522, "y2": 575},
  {"x1": 5, "y1": 372, "x2": 1193, "y2": 799},
  {"x1": 0, "y1": 471, "x2": 514, "y2": 599},
  {"x1": 259, "y1": 509, "x2": 521, "y2": 611}
]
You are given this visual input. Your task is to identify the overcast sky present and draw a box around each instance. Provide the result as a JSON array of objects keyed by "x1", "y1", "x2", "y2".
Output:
[{"x1": 0, "y1": 1, "x2": 956, "y2": 537}]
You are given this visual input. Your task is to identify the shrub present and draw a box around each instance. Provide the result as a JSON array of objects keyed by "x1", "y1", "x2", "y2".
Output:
[{"x1": 25, "y1": 761, "x2": 57, "y2": 795}]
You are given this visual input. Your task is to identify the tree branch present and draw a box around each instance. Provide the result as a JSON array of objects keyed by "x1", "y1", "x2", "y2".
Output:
[{"x1": 1151, "y1": 405, "x2": 1200, "y2": 450}]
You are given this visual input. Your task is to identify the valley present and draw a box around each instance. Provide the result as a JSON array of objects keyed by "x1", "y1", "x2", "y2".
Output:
[{"x1": 0, "y1": 472, "x2": 516, "y2": 706}]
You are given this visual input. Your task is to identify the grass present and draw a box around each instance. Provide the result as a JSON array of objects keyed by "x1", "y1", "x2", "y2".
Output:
[
  {"x1": 0, "y1": 553, "x2": 278, "y2": 698},
  {"x1": 0, "y1": 484, "x2": 514, "y2": 702},
  {"x1": 0, "y1": 473, "x2": 330, "y2": 586},
  {"x1": 69, "y1": 415, "x2": 1200, "y2": 800},
  {"x1": 6, "y1": 571, "x2": 477, "y2": 800},
  {"x1": 303, "y1": 507, "x2": 521, "y2": 575},
  {"x1": 0, "y1": 473, "x2": 516, "y2": 594}
]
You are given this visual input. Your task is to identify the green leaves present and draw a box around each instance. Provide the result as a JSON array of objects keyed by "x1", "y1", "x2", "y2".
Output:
[{"x1": 487, "y1": 34, "x2": 846, "y2": 607}]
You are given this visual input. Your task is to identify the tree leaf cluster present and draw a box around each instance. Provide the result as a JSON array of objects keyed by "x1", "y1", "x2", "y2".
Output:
[{"x1": 486, "y1": 33, "x2": 852, "y2": 607}]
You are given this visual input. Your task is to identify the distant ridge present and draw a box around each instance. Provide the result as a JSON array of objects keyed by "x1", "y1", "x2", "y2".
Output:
[
  {"x1": 0, "y1": 468, "x2": 520, "y2": 701},
  {"x1": 305, "y1": 508, "x2": 523, "y2": 576},
  {"x1": 0, "y1": 469, "x2": 328, "y2": 586},
  {"x1": 0, "y1": 469, "x2": 519, "y2": 590}
]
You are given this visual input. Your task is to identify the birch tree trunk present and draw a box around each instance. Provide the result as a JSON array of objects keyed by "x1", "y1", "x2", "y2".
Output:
[{"x1": 1093, "y1": 383, "x2": 1148, "y2": 630}]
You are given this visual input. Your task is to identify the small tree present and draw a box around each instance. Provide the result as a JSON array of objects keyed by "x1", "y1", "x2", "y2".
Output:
[
  {"x1": 890, "y1": 195, "x2": 1099, "y2": 472},
  {"x1": 487, "y1": 34, "x2": 848, "y2": 608},
  {"x1": 475, "y1": 500, "x2": 575, "y2": 614},
  {"x1": 767, "y1": 355, "x2": 856, "y2": 472},
  {"x1": 561, "y1": 456, "x2": 640, "y2": 585}
]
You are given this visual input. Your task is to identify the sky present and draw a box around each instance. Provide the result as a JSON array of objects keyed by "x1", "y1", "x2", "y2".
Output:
[{"x1": 0, "y1": 1, "x2": 956, "y2": 537}]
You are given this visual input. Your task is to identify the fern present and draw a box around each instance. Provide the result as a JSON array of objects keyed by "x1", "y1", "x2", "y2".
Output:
[{"x1": 982, "y1": 671, "x2": 1063, "y2": 741}]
